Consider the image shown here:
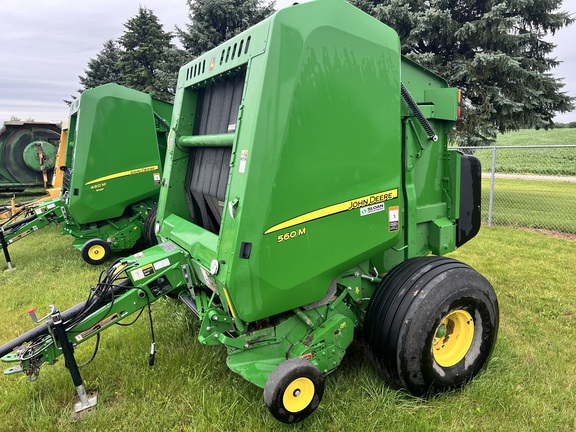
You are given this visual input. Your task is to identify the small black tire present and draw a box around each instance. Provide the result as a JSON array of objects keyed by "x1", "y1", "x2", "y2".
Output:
[
  {"x1": 364, "y1": 256, "x2": 499, "y2": 397},
  {"x1": 143, "y1": 204, "x2": 158, "y2": 247},
  {"x1": 263, "y1": 358, "x2": 324, "y2": 424},
  {"x1": 81, "y1": 238, "x2": 112, "y2": 265}
]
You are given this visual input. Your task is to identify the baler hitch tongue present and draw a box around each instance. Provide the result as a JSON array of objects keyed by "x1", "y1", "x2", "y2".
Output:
[{"x1": 401, "y1": 82, "x2": 438, "y2": 141}]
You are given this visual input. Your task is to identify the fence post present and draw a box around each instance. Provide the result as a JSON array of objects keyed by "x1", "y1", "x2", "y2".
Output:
[{"x1": 488, "y1": 145, "x2": 497, "y2": 226}]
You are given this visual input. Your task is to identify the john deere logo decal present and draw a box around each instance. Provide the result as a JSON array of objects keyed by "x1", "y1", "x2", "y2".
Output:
[
  {"x1": 264, "y1": 188, "x2": 398, "y2": 234},
  {"x1": 209, "y1": 57, "x2": 216, "y2": 71}
]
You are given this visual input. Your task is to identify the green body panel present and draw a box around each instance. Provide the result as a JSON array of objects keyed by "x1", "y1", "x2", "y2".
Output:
[
  {"x1": 161, "y1": 0, "x2": 403, "y2": 323},
  {"x1": 66, "y1": 84, "x2": 170, "y2": 225}
]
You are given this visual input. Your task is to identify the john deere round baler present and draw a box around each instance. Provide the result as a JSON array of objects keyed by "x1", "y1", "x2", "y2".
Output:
[
  {"x1": 0, "y1": 83, "x2": 172, "y2": 267},
  {"x1": 1, "y1": 0, "x2": 498, "y2": 423}
]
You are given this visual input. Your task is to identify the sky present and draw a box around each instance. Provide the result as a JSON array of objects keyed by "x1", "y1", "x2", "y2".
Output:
[{"x1": 1, "y1": 0, "x2": 575, "y2": 125}]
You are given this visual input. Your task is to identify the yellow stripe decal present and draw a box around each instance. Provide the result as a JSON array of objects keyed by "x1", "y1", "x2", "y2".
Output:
[
  {"x1": 85, "y1": 165, "x2": 159, "y2": 185},
  {"x1": 264, "y1": 188, "x2": 398, "y2": 235},
  {"x1": 222, "y1": 287, "x2": 236, "y2": 319}
]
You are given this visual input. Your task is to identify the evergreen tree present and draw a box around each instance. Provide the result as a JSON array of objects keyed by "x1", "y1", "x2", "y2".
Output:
[
  {"x1": 177, "y1": 0, "x2": 275, "y2": 58},
  {"x1": 118, "y1": 6, "x2": 176, "y2": 101},
  {"x1": 79, "y1": 39, "x2": 123, "y2": 90},
  {"x1": 351, "y1": 0, "x2": 575, "y2": 145}
]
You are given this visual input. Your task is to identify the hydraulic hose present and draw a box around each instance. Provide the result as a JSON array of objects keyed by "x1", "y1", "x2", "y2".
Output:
[
  {"x1": 0, "y1": 279, "x2": 131, "y2": 358},
  {"x1": 1, "y1": 214, "x2": 38, "y2": 232}
]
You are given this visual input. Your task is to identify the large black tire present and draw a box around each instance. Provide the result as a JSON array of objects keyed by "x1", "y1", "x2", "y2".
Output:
[
  {"x1": 364, "y1": 256, "x2": 498, "y2": 397},
  {"x1": 143, "y1": 204, "x2": 159, "y2": 247},
  {"x1": 264, "y1": 358, "x2": 324, "y2": 424},
  {"x1": 81, "y1": 238, "x2": 112, "y2": 265}
]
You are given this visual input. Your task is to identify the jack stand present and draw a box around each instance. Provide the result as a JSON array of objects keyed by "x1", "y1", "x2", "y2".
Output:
[
  {"x1": 0, "y1": 230, "x2": 15, "y2": 271},
  {"x1": 51, "y1": 311, "x2": 98, "y2": 413}
]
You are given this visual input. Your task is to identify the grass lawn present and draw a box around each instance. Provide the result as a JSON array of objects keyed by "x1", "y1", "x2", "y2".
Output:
[
  {"x1": 496, "y1": 128, "x2": 576, "y2": 146},
  {"x1": 481, "y1": 178, "x2": 576, "y2": 234},
  {"x1": 1, "y1": 226, "x2": 575, "y2": 431},
  {"x1": 452, "y1": 128, "x2": 576, "y2": 176}
]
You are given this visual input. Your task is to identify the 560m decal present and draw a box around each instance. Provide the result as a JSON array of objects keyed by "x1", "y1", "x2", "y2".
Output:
[{"x1": 264, "y1": 188, "x2": 398, "y2": 235}]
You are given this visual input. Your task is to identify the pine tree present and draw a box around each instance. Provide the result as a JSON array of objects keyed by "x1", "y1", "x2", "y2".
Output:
[
  {"x1": 177, "y1": 0, "x2": 275, "y2": 58},
  {"x1": 351, "y1": 0, "x2": 575, "y2": 145},
  {"x1": 118, "y1": 6, "x2": 176, "y2": 102},
  {"x1": 79, "y1": 39, "x2": 123, "y2": 90}
]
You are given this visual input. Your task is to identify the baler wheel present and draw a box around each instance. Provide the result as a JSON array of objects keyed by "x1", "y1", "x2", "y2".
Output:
[
  {"x1": 364, "y1": 256, "x2": 498, "y2": 397},
  {"x1": 143, "y1": 204, "x2": 159, "y2": 247},
  {"x1": 81, "y1": 239, "x2": 112, "y2": 265},
  {"x1": 263, "y1": 358, "x2": 324, "y2": 424}
]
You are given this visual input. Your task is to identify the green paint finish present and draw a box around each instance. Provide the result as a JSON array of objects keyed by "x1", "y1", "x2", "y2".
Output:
[
  {"x1": 22, "y1": 140, "x2": 57, "y2": 172},
  {"x1": 66, "y1": 84, "x2": 170, "y2": 225},
  {"x1": 162, "y1": 0, "x2": 404, "y2": 323}
]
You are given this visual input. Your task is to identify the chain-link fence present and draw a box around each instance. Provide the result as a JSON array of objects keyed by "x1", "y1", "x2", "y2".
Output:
[{"x1": 452, "y1": 145, "x2": 576, "y2": 235}]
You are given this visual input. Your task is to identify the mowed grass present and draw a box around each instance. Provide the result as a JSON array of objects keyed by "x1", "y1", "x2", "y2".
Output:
[
  {"x1": 496, "y1": 128, "x2": 576, "y2": 146},
  {"x1": 453, "y1": 128, "x2": 576, "y2": 176},
  {"x1": 1, "y1": 226, "x2": 575, "y2": 431},
  {"x1": 481, "y1": 178, "x2": 576, "y2": 234}
]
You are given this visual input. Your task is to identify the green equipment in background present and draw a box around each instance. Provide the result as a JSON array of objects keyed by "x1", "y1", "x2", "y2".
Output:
[
  {"x1": 1, "y1": 0, "x2": 498, "y2": 423},
  {"x1": 0, "y1": 122, "x2": 61, "y2": 192},
  {"x1": 0, "y1": 84, "x2": 172, "y2": 266}
]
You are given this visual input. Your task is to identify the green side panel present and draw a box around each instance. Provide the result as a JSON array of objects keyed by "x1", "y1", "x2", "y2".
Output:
[
  {"x1": 65, "y1": 84, "x2": 168, "y2": 224},
  {"x1": 151, "y1": 98, "x2": 173, "y2": 163}
]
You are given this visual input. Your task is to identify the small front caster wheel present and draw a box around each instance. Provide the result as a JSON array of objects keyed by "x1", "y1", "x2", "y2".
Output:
[
  {"x1": 263, "y1": 358, "x2": 324, "y2": 424},
  {"x1": 81, "y1": 239, "x2": 111, "y2": 265}
]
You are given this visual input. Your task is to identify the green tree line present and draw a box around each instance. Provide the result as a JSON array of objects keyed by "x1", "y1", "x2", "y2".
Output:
[
  {"x1": 69, "y1": 0, "x2": 275, "y2": 103},
  {"x1": 73, "y1": 0, "x2": 574, "y2": 145}
]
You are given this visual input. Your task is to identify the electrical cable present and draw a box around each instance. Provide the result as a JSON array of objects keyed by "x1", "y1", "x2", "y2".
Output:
[
  {"x1": 78, "y1": 333, "x2": 100, "y2": 367},
  {"x1": 115, "y1": 307, "x2": 145, "y2": 327}
]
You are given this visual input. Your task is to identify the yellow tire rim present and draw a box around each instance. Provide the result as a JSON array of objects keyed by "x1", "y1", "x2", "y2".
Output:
[
  {"x1": 283, "y1": 377, "x2": 315, "y2": 413},
  {"x1": 433, "y1": 310, "x2": 474, "y2": 367},
  {"x1": 88, "y1": 244, "x2": 106, "y2": 261}
]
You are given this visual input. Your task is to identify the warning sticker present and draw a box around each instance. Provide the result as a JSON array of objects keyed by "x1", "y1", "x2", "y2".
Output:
[
  {"x1": 153, "y1": 172, "x2": 161, "y2": 185},
  {"x1": 153, "y1": 258, "x2": 170, "y2": 271},
  {"x1": 239, "y1": 149, "x2": 248, "y2": 173},
  {"x1": 200, "y1": 267, "x2": 217, "y2": 292},
  {"x1": 158, "y1": 241, "x2": 178, "y2": 252},
  {"x1": 75, "y1": 313, "x2": 120, "y2": 342},
  {"x1": 131, "y1": 263, "x2": 155, "y2": 281},
  {"x1": 389, "y1": 206, "x2": 399, "y2": 231},
  {"x1": 360, "y1": 203, "x2": 385, "y2": 216}
]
